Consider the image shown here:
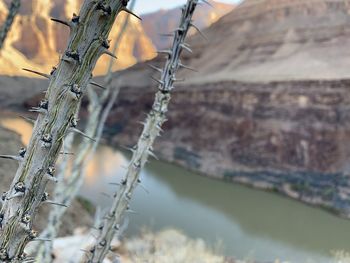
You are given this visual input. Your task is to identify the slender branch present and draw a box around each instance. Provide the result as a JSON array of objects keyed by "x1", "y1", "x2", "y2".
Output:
[
  {"x1": 88, "y1": 1, "x2": 200, "y2": 262},
  {"x1": 0, "y1": 1, "x2": 130, "y2": 261},
  {"x1": 0, "y1": 0, "x2": 21, "y2": 51},
  {"x1": 33, "y1": 1, "x2": 137, "y2": 262}
]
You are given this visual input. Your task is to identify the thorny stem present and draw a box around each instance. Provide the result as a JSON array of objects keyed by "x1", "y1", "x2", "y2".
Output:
[
  {"x1": 0, "y1": 0, "x2": 21, "y2": 51},
  {"x1": 88, "y1": 0, "x2": 200, "y2": 262},
  {"x1": 33, "y1": 1, "x2": 137, "y2": 262},
  {"x1": 0, "y1": 0, "x2": 130, "y2": 261}
]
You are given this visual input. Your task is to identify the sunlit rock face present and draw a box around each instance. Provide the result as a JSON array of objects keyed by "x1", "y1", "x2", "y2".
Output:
[
  {"x1": 141, "y1": 0, "x2": 234, "y2": 50},
  {"x1": 181, "y1": 0, "x2": 350, "y2": 83},
  {"x1": 92, "y1": 0, "x2": 350, "y2": 217},
  {"x1": 0, "y1": 0, "x2": 233, "y2": 77},
  {"x1": 0, "y1": 0, "x2": 156, "y2": 76}
]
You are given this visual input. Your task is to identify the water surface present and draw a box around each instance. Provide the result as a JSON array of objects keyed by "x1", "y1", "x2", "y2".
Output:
[{"x1": 2, "y1": 117, "x2": 350, "y2": 263}]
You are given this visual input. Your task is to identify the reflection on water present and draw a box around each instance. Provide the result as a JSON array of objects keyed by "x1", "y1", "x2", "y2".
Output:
[
  {"x1": 2, "y1": 117, "x2": 350, "y2": 262},
  {"x1": 1, "y1": 118, "x2": 33, "y2": 145},
  {"x1": 81, "y1": 146, "x2": 350, "y2": 263}
]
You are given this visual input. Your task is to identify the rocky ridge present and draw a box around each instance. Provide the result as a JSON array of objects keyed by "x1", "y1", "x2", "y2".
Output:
[{"x1": 0, "y1": 0, "x2": 233, "y2": 76}]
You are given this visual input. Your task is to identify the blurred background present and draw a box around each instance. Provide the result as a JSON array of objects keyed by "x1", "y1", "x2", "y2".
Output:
[{"x1": 1, "y1": 0, "x2": 350, "y2": 262}]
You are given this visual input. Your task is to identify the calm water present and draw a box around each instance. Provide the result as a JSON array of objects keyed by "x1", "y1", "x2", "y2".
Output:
[{"x1": 2, "y1": 117, "x2": 350, "y2": 262}]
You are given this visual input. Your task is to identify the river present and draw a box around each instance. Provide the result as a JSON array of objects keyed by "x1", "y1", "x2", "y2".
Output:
[{"x1": 2, "y1": 117, "x2": 350, "y2": 262}]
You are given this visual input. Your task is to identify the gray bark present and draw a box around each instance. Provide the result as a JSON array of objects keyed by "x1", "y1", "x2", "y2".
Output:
[
  {"x1": 88, "y1": 1, "x2": 199, "y2": 262},
  {"x1": 0, "y1": 0, "x2": 21, "y2": 51},
  {"x1": 34, "y1": 1, "x2": 137, "y2": 262},
  {"x1": 0, "y1": 1, "x2": 129, "y2": 261}
]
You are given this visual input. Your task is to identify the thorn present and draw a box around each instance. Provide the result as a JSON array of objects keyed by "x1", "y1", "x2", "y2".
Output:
[
  {"x1": 121, "y1": 7, "x2": 142, "y2": 20},
  {"x1": 109, "y1": 182, "x2": 121, "y2": 186},
  {"x1": 179, "y1": 63, "x2": 198, "y2": 72},
  {"x1": 59, "y1": 152, "x2": 74, "y2": 155},
  {"x1": 159, "y1": 33, "x2": 175, "y2": 38},
  {"x1": 100, "y1": 192, "x2": 112, "y2": 199},
  {"x1": 51, "y1": 18, "x2": 71, "y2": 28},
  {"x1": 70, "y1": 128, "x2": 96, "y2": 142},
  {"x1": 22, "y1": 68, "x2": 50, "y2": 79},
  {"x1": 121, "y1": 145, "x2": 136, "y2": 154},
  {"x1": 32, "y1": 238, "x2": 52, "y2": 242},
  {"x1": 172, "y1": 77, "x2": 185, "y2": 83},
  {"x1": 20, "y1": 115, "x2": 36, "y2": 124},
  {"x1": 157, "y1": 50, "x2": 172, "y2": 56},
  {"x1": 103, "y1": 50, "x2": 117, "y2": 59},
  {"x1": 45, "y1": 174, "x2": 58, "y2": 183},
  {"x1": 147, "y1": 64, "x2": 163, "y2": 73},
  {"x1": 200, "y1": 0, "x2": 214, "y2": 7},
  {"x1": 137, "y1": 120, "x2": 147, "y2": 127},
  {"x1": 138, "y1": 183, "x2": 149, "y2": 194},
  {"x1": 90, "y1": 81, "x2": 106, "y2": 90},
  {"x1": 6, "y1": 192, "x2": 24, "y2": 200},
  {"x1": 147, "y1": 150, "x2": 158, "y2": 160},
  {"x1": 0, "y1": 155, "x2": 22, "y2": 162},
  {"x1": 44, "y1": 200, "x2": 67, "y2": 207},
  {"x1": 150, "y1": 76, "x2": 164, "y2": 86},
  {"x1": 29, "y1": 107, "x2": 47, "y2": 114},
  {"x1": 126, "y1": 209, "x2": 138, "y2": 214},
  {"x1": 180, "y1": 43, "x2": 193, "y2": 53},
  {"x1": 190, "y1": 23, "x2": 208, "y2": 40},
  {"x1": 120, "y1": 164, "x2": 129, "y2": 170}
]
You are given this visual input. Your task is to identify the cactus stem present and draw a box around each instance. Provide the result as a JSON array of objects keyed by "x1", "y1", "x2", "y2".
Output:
[
  {"x1": 22, "y1": 68, "x2": 50, "y2": 79},
  {"x1": 89, "y1": 1, "x2": 199, "y2": 261}
]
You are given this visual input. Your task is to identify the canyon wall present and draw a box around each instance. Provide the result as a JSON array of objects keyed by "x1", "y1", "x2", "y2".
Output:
[{"x1": 105, "y1": 79, "x2": 350, "y2": 217}]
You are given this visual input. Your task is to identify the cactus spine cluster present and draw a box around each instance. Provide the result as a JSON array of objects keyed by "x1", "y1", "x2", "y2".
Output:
[
  {"x1": 0, "y1": 0, "x2": 21, "y2": 51},
  {"x1": 88, "y1": 0, "x2": 200, "y2": 262},
  {"x1": 0, "y1": 0, "x2": 132, "y2": 261}
]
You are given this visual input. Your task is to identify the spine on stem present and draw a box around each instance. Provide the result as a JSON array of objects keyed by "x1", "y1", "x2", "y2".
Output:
[
  {"x1": 0, "y1": 0, "x2": 131, "y2": 261},
  {"x1": 88, "y1": 1, "x2": 201, "y2": 262}
]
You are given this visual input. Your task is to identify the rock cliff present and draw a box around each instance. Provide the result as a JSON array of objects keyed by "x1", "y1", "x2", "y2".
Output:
[
  {"x1": 3, "y1": 0, "x2": 350, "y2": 217},
  {"x1": 0, "y1": 0, "x2": 233, "y2": 76},
  {"x1": 99, "y1": 0, "x2": 350, "y2": 217}
]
